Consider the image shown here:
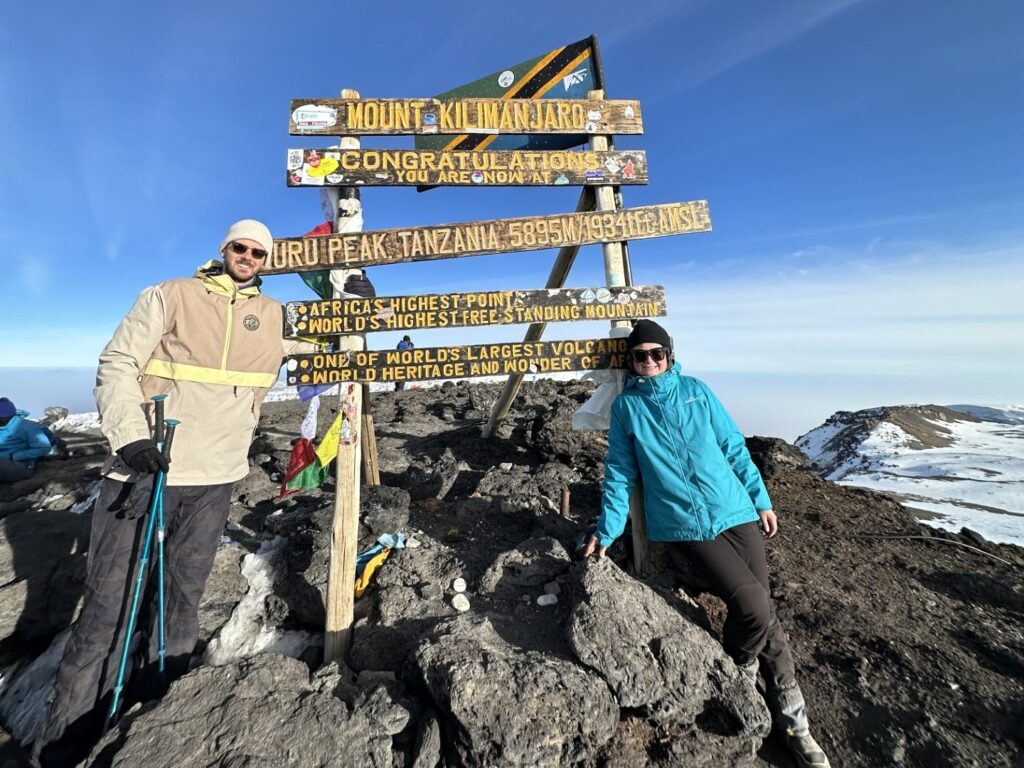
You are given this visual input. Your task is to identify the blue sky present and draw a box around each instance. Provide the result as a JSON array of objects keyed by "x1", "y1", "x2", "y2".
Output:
[{"x1": 2, "y1": 0, "x2": 1022, "y2": 436}]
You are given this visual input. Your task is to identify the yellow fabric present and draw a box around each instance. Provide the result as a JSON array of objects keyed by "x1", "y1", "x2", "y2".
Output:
[
  {"x1": 354, "y1": 548, "x2": 391, "y2": 598},
  {"x1": 316, "y1": 411, "x2": 345, "y2": 467},
  {"x1": 143, "y1": 359, "x2": 278, "y2": 388},
  {"x1": 193, "y1": 261, "x2": 262, "y2": 299}
]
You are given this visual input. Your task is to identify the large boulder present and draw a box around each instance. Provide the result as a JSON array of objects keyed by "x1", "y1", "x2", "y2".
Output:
[
  {"x1": 411, "y1": 614, "x2": 618, "y2": 768},
  {"x1": 567, "y1": 559, "x2": 769, "y2": 739},
  {"x1": 85, "y1": 654, "x2": 410, "y2": 767}
]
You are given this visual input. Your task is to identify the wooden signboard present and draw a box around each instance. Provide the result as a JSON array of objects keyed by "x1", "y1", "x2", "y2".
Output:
[
  {"x1": 284, "y1": 285, "x2": 666, "y2": 336},
  {"x1": 286, "y1": 337, "x2": 629, "y2": 385},
  {"x1": 264, "y1": 201, "x2": 711, "y2": 275},
  {"x1": 289, "y1": 98, "x2": 642, "y2": 136},
  {"x1": 286, "y1": 148, "x2": 648, "y2": 187}
]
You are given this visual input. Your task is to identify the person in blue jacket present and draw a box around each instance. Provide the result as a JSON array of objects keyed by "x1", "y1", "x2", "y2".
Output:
[
  {"x1": 582, "y1": 320, "x2": 831, "y2": 768},
  {"x1": 0, "y1": 397, "x2": 55, "y2": 483},
  {"x1": 394, "y1": 335, "x2": 415, "y2": 391}
]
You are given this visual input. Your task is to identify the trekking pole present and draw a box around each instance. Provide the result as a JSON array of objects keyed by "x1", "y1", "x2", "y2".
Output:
[
  {"x1": 156, "y1": 419, "x2": 179, "y2": 676},
  {"x1": 106, "y1": 396, "x2": 172, "y2": 727}
]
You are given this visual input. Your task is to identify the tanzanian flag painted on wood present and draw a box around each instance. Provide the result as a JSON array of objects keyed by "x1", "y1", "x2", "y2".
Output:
[{"x1": 415, "y1": 35, "x2": 603, "y2": 154}]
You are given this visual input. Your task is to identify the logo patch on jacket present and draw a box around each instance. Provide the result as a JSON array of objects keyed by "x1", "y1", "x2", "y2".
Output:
[{"x1": 242, "y1": 314, "x2": 260, "y2": 331}]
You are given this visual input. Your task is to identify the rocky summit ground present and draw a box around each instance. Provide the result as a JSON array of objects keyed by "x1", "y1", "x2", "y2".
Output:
[{"x1": 1, "y1": 379, "x2": 1022, "y2": 767}]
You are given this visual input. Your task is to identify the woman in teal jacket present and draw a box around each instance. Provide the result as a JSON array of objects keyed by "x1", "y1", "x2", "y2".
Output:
[
  {"x1": 583, "y1": 320, "x2": 830, "y2": 768},
  {"x1": 0, "y1": 397, "x2": 54, "y2": 483}
]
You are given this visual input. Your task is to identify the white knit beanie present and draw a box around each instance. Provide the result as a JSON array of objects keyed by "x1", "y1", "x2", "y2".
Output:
[{"x1": 220, "y1": 219, "x2": 273, "y2": 255}]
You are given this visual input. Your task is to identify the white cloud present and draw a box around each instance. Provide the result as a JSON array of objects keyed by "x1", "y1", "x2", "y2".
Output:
[{"x1": 659, "y1": 237, "x2": 1024, "y2": 376}]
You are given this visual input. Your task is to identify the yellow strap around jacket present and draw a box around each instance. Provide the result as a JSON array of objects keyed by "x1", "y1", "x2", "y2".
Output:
[{"x1": 143, "y1": 359, "x2": 278, "y2": 388}]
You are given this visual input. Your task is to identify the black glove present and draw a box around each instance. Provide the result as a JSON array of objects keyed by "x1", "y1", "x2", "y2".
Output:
[
  {"x1": 118, "y1": 439, "x2": 170, "y2": 474},
  {"x1": 343, "y1": 271, "x2": 375, "y2": 298}
]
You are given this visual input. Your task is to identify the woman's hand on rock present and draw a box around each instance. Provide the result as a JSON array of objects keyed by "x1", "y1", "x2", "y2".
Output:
[{"x1": 581, "y1": 535, "x2": 607, "y2": 559}]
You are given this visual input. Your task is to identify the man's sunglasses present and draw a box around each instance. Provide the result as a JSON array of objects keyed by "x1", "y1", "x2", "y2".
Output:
[
  {"x1": 228, "y1": 241, "x2": 268, "y2": 260},
  {"x1": 629, "y1": 347, "x2": 670, "y2": 364}
]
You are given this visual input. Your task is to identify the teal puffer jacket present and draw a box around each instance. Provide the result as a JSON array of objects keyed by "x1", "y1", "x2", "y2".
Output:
[
  {"x1": 596, "y1": 364, "x2": 771, "y2": 546},
  {"x1": 0, "y1": 411, "x2": 54, "y2": 464}
]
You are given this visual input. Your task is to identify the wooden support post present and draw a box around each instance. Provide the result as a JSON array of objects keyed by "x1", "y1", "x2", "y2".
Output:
[
  {"x1": 588, "y1": 88, "x2": 650, "y2": 575},
  {"x1": 324, "y1": 87, "x2": 363, "y2": 663},
  {"x1": 481, "y1": 187, "x2": 595, "y2": 438},
  {"x1": 361, "y1": 383, "x2": 381, "y2": 485},
  {"x1": 587, "y1": 89, "x2": 631, "y2": 329}
]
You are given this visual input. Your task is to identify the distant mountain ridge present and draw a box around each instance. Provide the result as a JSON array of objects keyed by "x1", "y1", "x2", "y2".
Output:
[{"x1": 796, "y1": 404, "x2": 1024, "y2": 545}]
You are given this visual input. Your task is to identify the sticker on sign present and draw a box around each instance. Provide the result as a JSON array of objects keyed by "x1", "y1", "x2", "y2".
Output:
[
  {"x1": 292, "y1": 104, "x2": 338, "y2": 130},
  {"x1": 563, "y1": 69, "x2": 588, "y2": 90}
]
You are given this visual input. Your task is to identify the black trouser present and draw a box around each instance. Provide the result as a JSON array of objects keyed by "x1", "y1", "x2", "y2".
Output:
[
  {"x1": 674, "y1": 521, "x2": 797, "y2": 690},
  {"x1": 35, "y1": 476, "x2": 232, "y2": 755},
  {"x1": 0, "y1": 457, "x2": 35, "y2": 483}
]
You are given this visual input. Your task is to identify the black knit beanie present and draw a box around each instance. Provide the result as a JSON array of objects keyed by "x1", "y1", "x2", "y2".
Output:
[{"x1": 626, "y1": 319, "x2": 672, "y2": 350}]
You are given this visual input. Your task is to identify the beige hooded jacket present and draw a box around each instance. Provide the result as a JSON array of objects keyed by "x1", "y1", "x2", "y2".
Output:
[{"x1": 96, "y1": 262, "x2": 314, "y2": 485}]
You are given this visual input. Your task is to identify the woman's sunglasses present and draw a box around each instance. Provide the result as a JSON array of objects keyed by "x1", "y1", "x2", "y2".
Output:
[
  {"x1": 629, "y1": 347, "x2": 669, "y2": 364},
  {"x1": 228, "y1": 241, "x2": 268, "y2": 260}
]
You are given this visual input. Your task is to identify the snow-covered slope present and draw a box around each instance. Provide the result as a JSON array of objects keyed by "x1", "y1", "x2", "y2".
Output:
[{"x1": 797, "y1": 405, "x2": 1024, "y2": 545}]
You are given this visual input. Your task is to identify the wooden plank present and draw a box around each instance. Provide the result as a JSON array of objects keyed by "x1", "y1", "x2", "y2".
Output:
[
  {"x1": 324, "y1": 381, "x2": 361, "y2": 662},
  {"x1": 285, "y1": 337, "x2": 629, "y2": 386},
  {"x1": 283, "y1": 285, "x2": 666, "y2": 337},
  {"x1": 264, "y1": 201, "x2": 711, "y2": 275},
  {"x1": 289, "y1": 98, "x2": 642, "y2": 136},
  {"x1": 286, "y1": 148, "x2": 648, "y2": 187},
  {"x1": 360, "y1": 383, "x2": 381, "y2": 486},
  {"x1": 323, "y1": 87, "x2": 363, "y2": 665}
]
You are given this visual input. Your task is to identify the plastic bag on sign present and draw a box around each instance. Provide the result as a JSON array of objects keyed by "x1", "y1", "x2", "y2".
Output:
[
  {"x1": 571, "y1": 376, "x2": 624, "y2": 431},
  {"x1": 571, "y1": 325, "x2": 632, "y2": 431}
]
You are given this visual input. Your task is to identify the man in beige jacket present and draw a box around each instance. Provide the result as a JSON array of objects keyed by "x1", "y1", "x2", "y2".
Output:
[{"x1": 34, "y1": 219, "x2": 374, "y2": 765}]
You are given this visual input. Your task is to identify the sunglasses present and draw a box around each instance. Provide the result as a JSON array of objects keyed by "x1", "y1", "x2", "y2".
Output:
[
  {"x1": 629, "y1": 347, "x2": 670, "y2": 364},
  {"x1": 228, "y1": 241, "x2": 268, "y2": 259}
]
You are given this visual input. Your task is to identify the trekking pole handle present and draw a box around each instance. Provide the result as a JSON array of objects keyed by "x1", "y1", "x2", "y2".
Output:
[
  {"x1": 162, "y1": 419, "x2": 180, "y2": 461},
  {"x1": 152, "y1": 395, "x2": 167, "y2": 445}
]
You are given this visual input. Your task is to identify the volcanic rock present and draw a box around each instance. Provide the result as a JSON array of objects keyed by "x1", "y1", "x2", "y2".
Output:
[
  {"x1": 567, "y1": 558, "x2": 769, "y2": 741},
  {"x1": 84, "y1": 654, "x2": 410, "y2": 767},
  {"x1": 411, "y1": 614, "x2": 618, "y2": 767}
]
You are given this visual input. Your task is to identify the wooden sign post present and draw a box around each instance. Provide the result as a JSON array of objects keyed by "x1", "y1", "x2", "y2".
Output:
[
  {"x1": 289, "y1": 97, "x2": 643, "y2": 136},
  {"x1": 271, "y1": 50, "x2": 715, "y2": 660},
  {"x1": 589, "y1": 87, "x2": 650, "y2": 576},
  {"x1": 324, "y1": 88, "x2": 363, "y2": 663},
  {"x1": 286, "y1": 338, "x2": 629, "y2": 386},
  {"x1": 283, "y1": 285, "x2": 666, "y2": 337},
  {"x1": 263, "y1": 201, "x2": 710, "y2": 275},
  {"x1": 286, "y1": 148, "x2": 648, "y2": 187}
]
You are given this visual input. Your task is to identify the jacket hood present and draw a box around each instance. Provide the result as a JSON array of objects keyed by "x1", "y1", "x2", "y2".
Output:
[{"x1": 194, "y1": 260, "x2": 263, "y2": 298}]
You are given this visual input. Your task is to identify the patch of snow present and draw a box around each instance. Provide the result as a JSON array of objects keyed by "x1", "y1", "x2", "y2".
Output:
[
  {"x1": 795, "y1": 421, "x2": 844, "y2": 465},
  {"x1": 50, "y1": 411, "x2": 101, "y2": 432},
  {"x1": 70, "y1": 481, "x2": 103, "y2": 514},
  {"x1": 818, "y1": 405, "x2": 1024, "y2": 546},
  {"x1": 203, "y1": 537, "x2": 317, "y2": 666}
]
